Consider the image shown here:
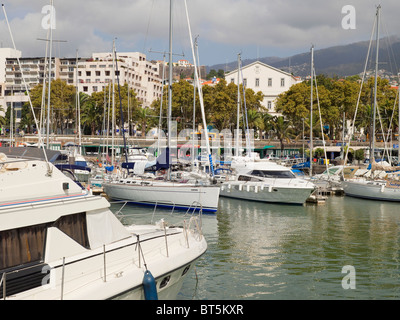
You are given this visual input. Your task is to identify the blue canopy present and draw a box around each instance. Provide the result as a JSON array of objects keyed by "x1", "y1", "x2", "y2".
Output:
[{"x1": 155, "y1": 147, "x2": 171, "y2": 171}]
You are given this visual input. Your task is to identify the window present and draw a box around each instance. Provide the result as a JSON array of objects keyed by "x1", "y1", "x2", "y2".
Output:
[
  {"x1": 268, "y1": 101, "x2": 272, "y2": 110},
  {"x1": 86, "y1": 71, "x2": 91, "y2": 77},
  {"x1": 96, "y1": 71, "x2": 101, "y2": 76},
  {"x1": 268, "y1": 78, "x2": 272, "y2": 87},
  {"x1": 255, "y1": 78, "x2": 260, "y2": 87},
  {"x1": 281, "y1": 78, "x2": 285, "y2": 87},
  {"x1": 0, "y1": 213, "x2": 89, "y2": 271},
  {"x1": 250, "y1": 170, "x2": 295, "y2": 179},
  {"x1": 231, "y1": 78, "x2": 235, "y2": 84},
  {"x1": 243, "y1": 78, "x2": 247, "y2": 87}
]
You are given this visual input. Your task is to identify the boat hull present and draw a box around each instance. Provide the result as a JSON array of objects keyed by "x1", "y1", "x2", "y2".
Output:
[
  {"x1": 103, "y1": 182, "x2": 220, "y2": 212},
  {"x1": 219, "y1": 182, "x2": 315, "y2": 205},
  {"x1": 342, "y1": 180, "x2": 400, "y2": 202}
]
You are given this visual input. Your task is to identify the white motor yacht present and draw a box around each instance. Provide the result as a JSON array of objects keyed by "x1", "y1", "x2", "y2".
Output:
[
  {"x1": 0, "y1": 151, "x2": 206, "y2": 300},
  {"x1": 220, "y1": 160, "x2": 316, "y2": 205}
]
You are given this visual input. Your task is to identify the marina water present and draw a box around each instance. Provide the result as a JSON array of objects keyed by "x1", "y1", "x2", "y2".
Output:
[{"x1": 112, "y1": 195, "x2": 400, "y2": 300}]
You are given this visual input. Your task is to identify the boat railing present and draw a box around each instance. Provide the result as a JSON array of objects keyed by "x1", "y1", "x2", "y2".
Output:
[
  {"x1": 184, "y1": 201, "x2": 203, "y2": 223},
  {"x1": 182, "y1": 202, "x2": 204, "y2": 246},
  {"x1": 0, "y1": 261, "x2": 49, "y2": 300},
  {"x1": 151, "y1": 200, "x2": 176, "y2": 224},
  {"x1": 110, "y1": 199, "x2": 177, "y2": 224}
]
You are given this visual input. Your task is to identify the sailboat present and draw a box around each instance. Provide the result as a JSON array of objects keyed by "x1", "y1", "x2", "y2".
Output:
[
  {"x1": 103, "y1": 0, "x2": 220, "y2": 213},
  {"x1": 342, "y1": 5, "x2": 400, "y2": 202}
]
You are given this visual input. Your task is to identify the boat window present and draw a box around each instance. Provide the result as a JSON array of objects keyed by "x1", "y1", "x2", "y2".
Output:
[
  {"x1": 238, "y1": 175, "x2": 262, "y2": 182},
  {"x1": 0, "y1": 213, "x2": 89, "y2": 271},
  {"x1": 53, "y1": 212, "x2": 90, "y2": 250},
  {"x1": 250, "y1": 170, "x2": 295, "y2": 179},
  {"x1": 0, "y1": 223, "x2": 47, "y2": 271},
  {"x1": 238, "y1": 175, "x2": 252, "y2": 181}
]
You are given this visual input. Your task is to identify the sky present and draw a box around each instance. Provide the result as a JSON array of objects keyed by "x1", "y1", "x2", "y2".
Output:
[{"x1": 0, "y1": 0, "x2": 398, "y2": 67}]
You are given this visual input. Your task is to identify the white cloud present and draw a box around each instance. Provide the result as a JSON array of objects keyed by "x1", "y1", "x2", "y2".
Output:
[{"x1": 1, "y1": 0, "x2": 399, "y2": 65}]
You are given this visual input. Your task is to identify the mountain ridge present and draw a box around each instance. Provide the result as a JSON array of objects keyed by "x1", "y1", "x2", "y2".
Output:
[{"x1": 208, "y1": 36, "x2": 400, "y2": 78}]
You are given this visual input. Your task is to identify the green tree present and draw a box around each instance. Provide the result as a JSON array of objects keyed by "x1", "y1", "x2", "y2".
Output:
[
  {"x1": 0, "y1": 105, "x2": 5, "y2": 128},
  {"x1": 270, "y1": 116, "x2": 294, "y2": 155},
  {"x1": 206, "y1": 69, "x2": 225, "y2": 80},
  {"x1": 135, "y1": 107, "x2": 157, "y2": 137},
  {"x1": 28, "y1": 80, "x2": 76, "y2": 134}
]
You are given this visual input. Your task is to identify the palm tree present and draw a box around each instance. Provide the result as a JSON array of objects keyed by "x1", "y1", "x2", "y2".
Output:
[
  {"x1": 80, "y1": 95, "x2": 103, "y2": 135},
  {"x1": 0, "y1": 105, "x2": 5, "y2": 127},
  {"x1": 270, "y1": 116, "x2": 294, "y2": 155},
  {"x1": 262, "y1": 112, "x2": 273, "y2": 139},
  {"x1": 135, "y1": 107, "x2": 157, "y2": 137},
  {"x1": 243, "y1": 109, "x2": 264, "y2": 138}
]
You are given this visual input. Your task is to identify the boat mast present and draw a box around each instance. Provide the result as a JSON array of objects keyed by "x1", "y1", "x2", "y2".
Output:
[
  {"x1": 192, "y1": 37, "x2": 198, "y2": 170},
  {"x1": 112, "y1": 39, "x2": 116, "y2": 166},
  {"x1": 236, "y1": 53, "x2": 241, "y2": 157},
  {"x1": 398, "y1": 72, "x2": 400, "y2": 160},
  {"x1": 167, "y1": 0, "x2": 173, "y2": 179},
  {"x1": 310, "y1": 45, "x2": 314, "y2": 178},
  {"x1": 371, "y1": 5, "x2": 381, "y2": 164},
  {"x1": 183, "y1": 0, "x2": 214, "y2": 176},
  {"x1": 46, "y1": 0, "x2": 54, "y2": 148},
  {"x1": 75, "y1": 50, "x2": 82, "y2": 154}
]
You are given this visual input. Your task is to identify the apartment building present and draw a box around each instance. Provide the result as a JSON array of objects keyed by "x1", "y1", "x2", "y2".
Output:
[
  {"x1": 76, "y1": 52, "x2": 163, "y2": 107},
  {"x1": 0, "y1": 49, "x2": 163, "y2": 119},
  {"x1": 225, "y1": 61, "x2": 300, "y2": 115}
]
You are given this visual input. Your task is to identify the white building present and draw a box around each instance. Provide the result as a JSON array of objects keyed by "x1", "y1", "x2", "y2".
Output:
[
  {"x1": 225, "y1": 61, "x2": 300, "y2": 115},
  {"x1": 77, "y1": 52, "x2": 163, "y2": 107},
  {"x1": 0, "y1": 48, "x2": 23, "y2": 117},
  {"x1": 0, "y1": 50, "x2": 163, "y2": 119}
]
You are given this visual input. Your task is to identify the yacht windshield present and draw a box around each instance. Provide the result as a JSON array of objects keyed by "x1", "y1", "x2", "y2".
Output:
[{"x1": 250, "y1": 170, "x2": 295, "y2": 179}]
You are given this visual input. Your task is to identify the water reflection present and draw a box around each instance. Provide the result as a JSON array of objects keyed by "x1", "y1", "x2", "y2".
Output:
[
  {"x1": 205, "y1": 197, "x2": 400, "y2": 299},
  {"x1": 111, "y1": 197, "x2": 400, "y2": 299}
]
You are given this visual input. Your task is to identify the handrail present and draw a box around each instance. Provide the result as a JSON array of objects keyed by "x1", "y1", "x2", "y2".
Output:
[{"x1": 110, "y1": 199, "x2": 177, "y2": 225}]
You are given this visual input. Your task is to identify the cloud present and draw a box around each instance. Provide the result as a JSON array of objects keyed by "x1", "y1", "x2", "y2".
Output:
[{"x1": 1, "y1": 0, "x2": 399, "y2": 65}]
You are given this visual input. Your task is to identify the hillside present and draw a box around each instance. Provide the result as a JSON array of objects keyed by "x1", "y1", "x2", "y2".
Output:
[{"x1": 208, "y1": 37, "x2": 400, "y2": 78}]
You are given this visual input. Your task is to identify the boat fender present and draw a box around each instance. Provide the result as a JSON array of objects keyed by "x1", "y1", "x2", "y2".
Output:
[
  {"x1": 268, "y1": 185, "x2": 272, "y2": 193},
  {"x1": 246, "y1": 185, "x2": 250, "y2": 192},
  {"x1": 143, "y1": 270, "x2": 158, "y2": 300},
  {"x1": 381, "y1": 185, "x2": 385, "y2": 193},
  {"x1": 254, "y1": 186, "x2": 258, "y2": 193},
  {"x1": 239, "y1": 184, "x2": 243, "y2": 191}
]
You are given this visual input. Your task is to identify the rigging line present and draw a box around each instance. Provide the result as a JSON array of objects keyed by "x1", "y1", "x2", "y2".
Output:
[
  {"x1": 380, "y1": 9, "x2": 399, "y2": 75},
  {"x1": 142, "y1": 0, "x2": 156, "y2": 53},
  {"x1": 1, "y1": 4, "x2": 50, "y2": 165},
  {"x1": 343, "y1": 12, "x2": 377, "y2": 174}
]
